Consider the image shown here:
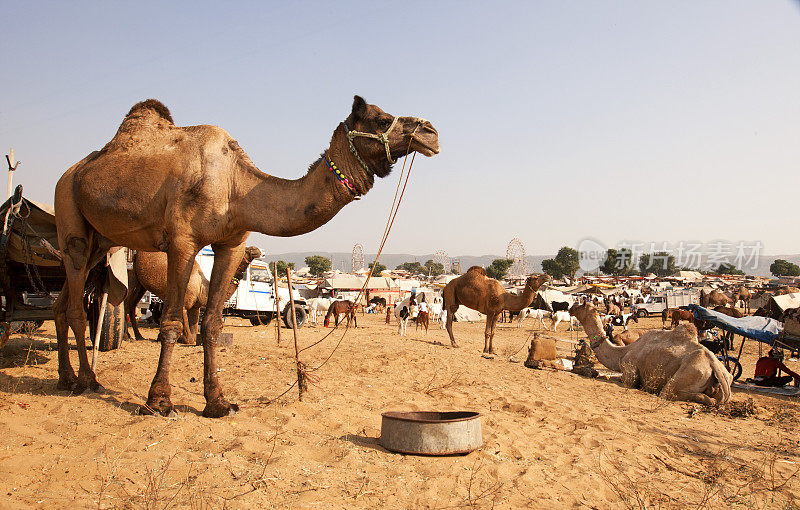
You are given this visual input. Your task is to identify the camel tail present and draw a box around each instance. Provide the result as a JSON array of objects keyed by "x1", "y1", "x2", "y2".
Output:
[{"x1": 707, "y1": 350, "x2": 733, "y2": 404}]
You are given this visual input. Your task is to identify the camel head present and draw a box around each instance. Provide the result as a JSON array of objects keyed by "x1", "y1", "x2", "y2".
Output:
[
  {"x1": 244, "y1": 246, "x2": 262, "y2": 263},
  {"x1": 343, "y1": 96, "x2": 440, "y2": 178},
  {"x1": 569, "y1": 302, "x2": 605, "y2": 345},
  {"x1": 525, "y1": 273, "x2": 551, "y2": 292}
]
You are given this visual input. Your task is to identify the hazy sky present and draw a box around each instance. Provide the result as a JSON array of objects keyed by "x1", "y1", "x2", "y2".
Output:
[{"x1": 3, "y1": 1, "x2": 799, "y2": 260}]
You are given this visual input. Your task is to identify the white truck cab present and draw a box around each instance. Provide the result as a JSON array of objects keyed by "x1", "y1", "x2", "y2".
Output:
[{"x1": 196, "y1": 248, "x2": 308, "y2": 327}]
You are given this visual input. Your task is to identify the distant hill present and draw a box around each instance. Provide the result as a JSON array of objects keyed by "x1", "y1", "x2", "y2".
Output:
[{"x1": 256, "y1": 250, "x2": 800, "y2": 278}]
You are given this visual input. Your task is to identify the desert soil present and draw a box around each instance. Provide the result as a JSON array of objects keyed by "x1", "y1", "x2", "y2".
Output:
[{"x1": 1, "y1": 312, "x2": 799, "y2": 509}]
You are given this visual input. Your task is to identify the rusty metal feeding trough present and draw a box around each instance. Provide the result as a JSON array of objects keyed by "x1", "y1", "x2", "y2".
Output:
[{"x1": 379, "y1": 411, "x2": 482, "y2": 455}]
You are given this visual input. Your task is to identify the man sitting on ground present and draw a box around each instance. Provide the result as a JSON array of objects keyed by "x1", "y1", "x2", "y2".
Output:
[{"x1": 749, "y1": 349, "x2": 800, "y2": 387}]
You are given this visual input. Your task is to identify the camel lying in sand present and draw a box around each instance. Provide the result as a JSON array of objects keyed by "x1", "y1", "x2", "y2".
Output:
[{"x1": 570, "y1": 302, "x2": 732, "y2": 405}]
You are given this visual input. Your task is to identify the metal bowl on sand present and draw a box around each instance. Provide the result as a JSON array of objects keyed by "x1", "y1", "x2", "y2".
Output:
[{"x1": 379, "y1": 411, "x2": 482, "y2": 455}]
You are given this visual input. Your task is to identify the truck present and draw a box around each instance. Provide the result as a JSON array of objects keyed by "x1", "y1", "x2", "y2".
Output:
[
  {"x1": 195, "y1": 248, "x2": 308, "y2": 327},
  {"x1": 630, "y1": 291, "x2": 698, "y2": 318}
]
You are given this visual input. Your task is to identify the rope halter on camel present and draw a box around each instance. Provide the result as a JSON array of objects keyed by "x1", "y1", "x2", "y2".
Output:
[{"x1": 341, "y1": 115, "x2": 400, "y2": 173}]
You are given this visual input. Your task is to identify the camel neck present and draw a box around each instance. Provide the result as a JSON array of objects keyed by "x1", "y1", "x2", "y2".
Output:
[
  {"x1": 501, "y1": 283, "x2": 538, "y2": 311},
  {"x1": 577, "y1": 310, "x2": 626, "y2": 372},
  {"x1": 231, "y1": 128, "x2": 375, "y2": 237}
]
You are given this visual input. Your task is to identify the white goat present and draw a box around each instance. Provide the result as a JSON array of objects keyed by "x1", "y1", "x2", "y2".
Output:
[
  {"x1": 516, "y1": 307, "x2": 551, "y2": 329},
  {"x1": 551, "y1": 310, "x2": 577, "y2": 331}
]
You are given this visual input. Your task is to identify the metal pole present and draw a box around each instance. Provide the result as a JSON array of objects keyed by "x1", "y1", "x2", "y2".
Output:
[
  {"x1": 91, "y1": 285, "x2": 109, "y2": 371},
  {"x1": 286, "y1": 269, "x2": 305, "y2": 401},
  {"x1": 273, "y1": 262, "x2": 281, "y2": 345}
]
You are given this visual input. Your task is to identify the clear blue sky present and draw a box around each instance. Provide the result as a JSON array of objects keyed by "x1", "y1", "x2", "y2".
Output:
[{"x1": 3, "y1": 1, "x2": 799, "y2": 259}]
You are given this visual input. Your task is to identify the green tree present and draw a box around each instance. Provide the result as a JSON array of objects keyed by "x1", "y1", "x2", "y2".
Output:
[
  {"x1": 424, "y1": 259, "x2": 444, "y2": 276},
  {"x1": 305, "y1": 255, "x2": 332, "y2": 276},
  {"x1": 715, "y1": 263, "x2": 745, "y2": 276},
  {"x1": 600, "y1": 248, "x2": 636, "y2": 276},
  {"x1": 638, "y1": 251, "x2": 676, "y2": 277},
  {"x1": 396, "y1": 261, "x2": 425, "y2": 274},
  {"x1": 541, "y1": 247, "x2": 580, "y2": 280},
  {"x1": 271, "y1": 260, "x2": 295, "y2": 277},
  {"x1": 368, "y1": 261, "x2": 387, "y2": 274},
  {"x1": 770, "y1": 259, "x2": 800, "y2": 277},
  {"x1": 486, "y1": 259, "x2": 513, "y2": 280}
]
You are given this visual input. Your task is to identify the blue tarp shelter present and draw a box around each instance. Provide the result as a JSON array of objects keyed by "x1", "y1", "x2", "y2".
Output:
[{"x1": 688, "y1": 305, "x2": 783, "y2": 345}]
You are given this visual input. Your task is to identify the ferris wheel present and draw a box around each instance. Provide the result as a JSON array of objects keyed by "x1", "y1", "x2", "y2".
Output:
[
  {"x1": 506, "y1": 238, "x2": 527, "y2": 278},
  {"x1": 433, "y1": 250, "x2": 450, "y2": 272},
  {"x1": 352, "y1": 243, "x2": 364, "y2": 272}
]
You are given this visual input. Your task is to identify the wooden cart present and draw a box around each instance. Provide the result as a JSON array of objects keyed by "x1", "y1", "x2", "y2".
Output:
[{"x1": 0, "y1": 185, "x2": 127, "y2": 350}]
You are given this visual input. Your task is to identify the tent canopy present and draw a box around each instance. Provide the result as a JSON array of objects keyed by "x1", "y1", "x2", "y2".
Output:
[{"x1": 689, "y1": 305, "x2": 783, "y2": 344}]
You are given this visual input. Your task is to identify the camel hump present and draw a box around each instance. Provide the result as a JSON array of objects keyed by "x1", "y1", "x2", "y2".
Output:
[
  {"x1": 673, "y1": 322, "x2": 698, "y2": 339},
  {"x1": 466, "y1": 266, "x2": 487, "y2": 276},
  {"x1": 125, "y1": 99, "x2": 174, "y2": 124}
]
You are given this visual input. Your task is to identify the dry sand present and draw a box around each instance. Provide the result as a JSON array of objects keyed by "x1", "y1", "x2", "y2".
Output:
[{"x1": 1, "y1": 312, "x2": 799, "y2": 508}]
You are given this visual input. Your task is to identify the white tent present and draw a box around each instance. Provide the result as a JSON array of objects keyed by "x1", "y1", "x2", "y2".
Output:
[{"x1": 453, "y1": 306, "x2": 484, "y2": 322}]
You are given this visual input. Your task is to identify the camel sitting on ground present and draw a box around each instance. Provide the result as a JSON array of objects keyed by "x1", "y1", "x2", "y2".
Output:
[
  {"x1": 443, "y1": 267, "x2": 550, "y2": 353},
  {"x1": 570, "y1": 303, "x2": 732, "y2": 405},
  {"x1": 124, "y1": 247, "x2": 261, "y2": 344},
  {"x1": 53, "y1": 96, "x2": 438, "y2": 416},
  {"x1": 700, "y1": 289, "x2": 732, "y2": 307}
]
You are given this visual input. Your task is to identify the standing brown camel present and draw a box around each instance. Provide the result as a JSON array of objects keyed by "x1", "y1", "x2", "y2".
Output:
[
  {"x1": 733, "y1": 286, "x2": 752, "y2": 313},
  {"x1": 124, "y1": 246, "x2": 261, "y2": 343},
  {"x1": 700, "y1": 289, "x2": 732, "y2": 307},
  {"x1": 53, "y1": 96, "x2": 439, "y2": 416},
  {"x1": 443, "y1": 267, "x2": 550, "y2": 353}
]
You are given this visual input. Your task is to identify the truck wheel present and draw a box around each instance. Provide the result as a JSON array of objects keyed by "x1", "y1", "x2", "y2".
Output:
[
  {"x1": 636, "y1": 309, "x2": 648, "y2": 318},
  {"x1": 249, "y1": 313, "x2": 273, "y2": 326},
  {"x1": 282, "y1": 306, "x2": 307, "y2": 329}
]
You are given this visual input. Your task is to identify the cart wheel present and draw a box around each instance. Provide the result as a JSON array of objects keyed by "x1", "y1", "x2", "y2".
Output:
[
  {"x1": 719, "y1": 355, "x2": 743, "y2": 382},
  {"x1": 637, "y1": 309, "x2": 648, "y2": 318}
]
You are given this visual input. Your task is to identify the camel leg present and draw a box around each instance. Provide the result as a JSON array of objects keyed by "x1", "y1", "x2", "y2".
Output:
[
  {"x1": 178, "y1": 306, "x2": 193, "y2": 345},
  {"x1": 445, "y1": 305, "x2": 458, "y2": 347},
  {"x1": 200, "y1": 241, "x2": 245, "y2": 418},
  {"x1": 660, "y1": 361, "x2": 717, "y2": 405},
  {"x1": 186, "y1": 304, "x2": 201, "y2": 346},
  {"x1": 53, "y1": 284, "x2": 78, "y2": 390},
  {"x1": 125, "y1": 278, "x2": 146, "y2": 341},
  {"x1": 484, "y1": 313, "x2": 498, "y2": 353},
  {"x1": 143, "y1": 241, "x2": 198, "y2": 416},
  {"x1": 63, "y1": 260, "x2": 104, "y2": 393}
]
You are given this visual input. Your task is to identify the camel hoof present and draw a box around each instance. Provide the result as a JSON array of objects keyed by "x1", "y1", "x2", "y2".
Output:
[
  {"x1": 202, "y1": 398, "x2": 239, "y2": 418},
  {"x1": 141, "y1": 396, "x2": 174, "y2": 416},
  {"x1": 76, "y1": 371, "x2": 101, "y2": 393},
  {"x1": 177, "y1": 336, "x2": 195, "y2": 346},
  {"x1": 56, "y1": 373, "x2": 78, "y2": 391}
]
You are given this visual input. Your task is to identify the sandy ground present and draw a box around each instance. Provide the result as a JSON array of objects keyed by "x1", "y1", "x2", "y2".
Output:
[{"x1": 1, "y1": 311, "x2": 799, "y2": 509}]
